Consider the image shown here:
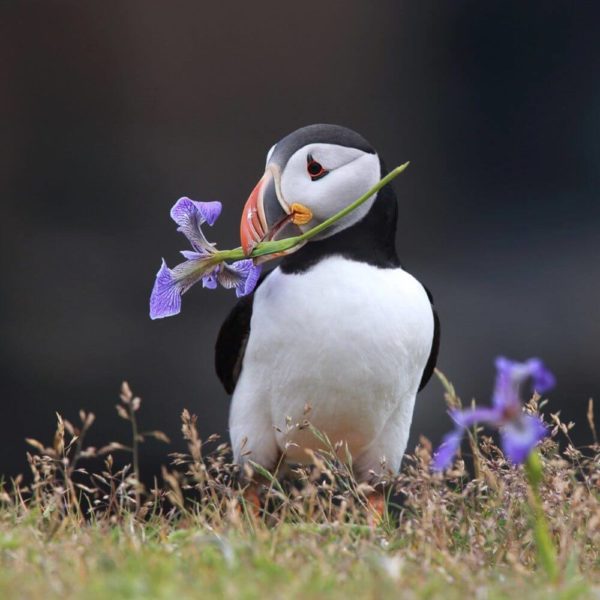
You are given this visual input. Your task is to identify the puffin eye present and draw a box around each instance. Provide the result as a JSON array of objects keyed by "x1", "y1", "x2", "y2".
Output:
[{"x1": 306, "y1": 154, "x2": 328, "y2": 181}]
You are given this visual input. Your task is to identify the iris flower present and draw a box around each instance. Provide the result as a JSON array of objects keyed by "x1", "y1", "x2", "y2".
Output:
[
  {"x1": 433, "y1": 357, "x2": 556, "y2": 470},
  {"x1": 149, "y1": 197, "x2": 262, "y2": 320}
]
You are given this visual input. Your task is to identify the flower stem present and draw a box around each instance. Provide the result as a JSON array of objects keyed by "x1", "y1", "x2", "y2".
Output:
[
  {"x1": 292, "y1": 162, "x2": 410, "y2": 245},
  {"x1": 214, "y1": 162, "x2": 410, "y2": 262},
  {"x1": 524, "y1": 450, "x2": 559, "y2": 582}
]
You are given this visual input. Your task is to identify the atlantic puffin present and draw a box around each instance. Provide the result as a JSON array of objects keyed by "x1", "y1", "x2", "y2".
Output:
[{"x1": 215, "y1": 124, "x2": 440, "y2": 506}]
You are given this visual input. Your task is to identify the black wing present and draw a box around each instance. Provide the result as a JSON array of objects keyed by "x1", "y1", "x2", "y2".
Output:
[
  {"x1": 418, "y1": 285, "x2": 440, "y2": 391},
  {"x1": 214, "y1": 293, "x2": 255, "y2": 394},
  {"x1": 215, "y1": 273, "x2": 269, "y2": 394}
]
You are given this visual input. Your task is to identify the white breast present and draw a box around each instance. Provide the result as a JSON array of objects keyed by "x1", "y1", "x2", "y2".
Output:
[{"x1": 228, "y1": 256, "x2": 434, "y2": 479}]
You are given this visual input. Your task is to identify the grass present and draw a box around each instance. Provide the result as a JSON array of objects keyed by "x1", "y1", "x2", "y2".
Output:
[
  {"x1": 0, "y1": 379, "x2": 598, "y2": 599},
  {"x1": 1, "y1": 520, "x2": 594, "y2": 599}
]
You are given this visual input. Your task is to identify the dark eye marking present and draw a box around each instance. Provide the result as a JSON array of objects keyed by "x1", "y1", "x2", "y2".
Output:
[{"x1": 306, "y1": 154, "x2": 329, "y2": 181}]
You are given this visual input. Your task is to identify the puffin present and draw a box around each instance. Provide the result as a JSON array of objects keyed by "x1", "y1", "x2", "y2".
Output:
[{"x1": 215, "y1": 124, "x2": 440, "y2": 509}]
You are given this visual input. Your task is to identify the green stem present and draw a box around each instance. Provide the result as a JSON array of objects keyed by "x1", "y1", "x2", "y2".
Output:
[
  {"x1": 213, "y1": 162, "x2": 410, "y2": 262},
  {"x1": 524, "y1": 450, "x2": 559, "y2": 582},
  {"x1": 292, "y1": 162, "x2": 410, "y2": 245}
]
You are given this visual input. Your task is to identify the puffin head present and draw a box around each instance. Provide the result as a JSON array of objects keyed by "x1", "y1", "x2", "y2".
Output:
[{"x1": 240, "y1": 124, "x2": 383, "y2": 260}]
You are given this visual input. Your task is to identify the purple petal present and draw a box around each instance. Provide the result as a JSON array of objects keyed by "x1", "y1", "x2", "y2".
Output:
[
  {"x1": 197, "y1": 200, "x2": 222, "y2": 226},
  {"x1": 150, "y1": 259, "x2": 183, "y2": 319},
  {"x1": 149, "y1": 256, "x2": 218, "y2": 319},
  {"x1": 493, "y1": 356, "x2": 556, "y2": 411},
  {"x1": 202, "y1": 267, "x2": 219, "y2": 289},
  {"x1": 180, "y1": 250, "x2": 208, "y2": 260},
  {"x1": 170, "y1": 197, "x2": 220, "y2": 252},
  {"x1": 450, "y1": 407, "x2": 503, "y2": 429},
  {"x1": 171, "y1": 197, "x2": 222, "y2": 226},
  {"x1": 494, "y1": 356, "x2": 515, "y2": 377},
  {"x1": 500, "y1": 414, "x2": 547, "y2": 464},
  {"x1": 524, "y1": 358, "x2": 556, "y2": 394},
  {"x1": 432, "y1": 428, "x2": 463, "y2": 471},
  {"x1": 494, "y1": 357, "x2": 556, "y2": 392},
  {"x1": 239, "y1": 261, "x2": 262, "y2": 296},
  {"x1": 217, "y1": 260, "x2": 262, "y2": 297},
  {"x1": 492, "y1": 357, "x2": 521, "y2": 412}
]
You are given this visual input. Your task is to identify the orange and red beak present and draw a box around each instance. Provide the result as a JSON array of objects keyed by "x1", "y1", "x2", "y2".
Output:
[
  {"x1": 240, "y1": 174, "x2": 270, "y2": 256},
  {"x1": 240, "y1": 168, "x2": 313, "y2": 259},
  {"x1": 240, "y1": 167, "x2": 293, "y2": 257}
]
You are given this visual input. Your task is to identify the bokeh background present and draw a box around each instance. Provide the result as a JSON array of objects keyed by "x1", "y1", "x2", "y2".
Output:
[{"x1": 2, "y1": 1, "x2": 599, "y2": 478}]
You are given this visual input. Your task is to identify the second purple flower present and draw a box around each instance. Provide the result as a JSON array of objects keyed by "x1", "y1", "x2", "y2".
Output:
[{"x1": 433, "y1": 357, "x2": 556, "y2": 470}]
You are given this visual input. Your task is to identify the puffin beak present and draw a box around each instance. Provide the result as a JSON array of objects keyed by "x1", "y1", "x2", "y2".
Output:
[
  {"x1": 240, "y1": 172, "x2": 271, "y2": 256},
  {"x1": 240, "y1": 166, "x2": 312, "y2": 258}
]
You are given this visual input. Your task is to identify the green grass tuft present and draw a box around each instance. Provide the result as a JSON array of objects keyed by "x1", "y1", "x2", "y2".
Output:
[{"x1": 1, "y1": 381, "x2": 598, "y2": 598}]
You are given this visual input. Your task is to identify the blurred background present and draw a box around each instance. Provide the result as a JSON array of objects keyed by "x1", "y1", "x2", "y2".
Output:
[{"x1": 1, "y1": 1, "x2": 599, "y2": 479}]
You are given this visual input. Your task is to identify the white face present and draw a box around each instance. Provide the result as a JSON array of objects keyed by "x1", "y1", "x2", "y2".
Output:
[{"x1": 274, "y1": 143, "x2": 381, "y2": 239}]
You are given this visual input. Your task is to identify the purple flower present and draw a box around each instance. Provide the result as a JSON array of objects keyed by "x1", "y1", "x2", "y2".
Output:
[
  {"x1": 433, "y1": 357, "x2": 555, "y2": 470},
  {"x1": 149, "y1": 197, "x2": 262, "y2": 319}
]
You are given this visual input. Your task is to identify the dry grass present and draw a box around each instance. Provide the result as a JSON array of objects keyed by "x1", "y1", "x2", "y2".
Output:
[{"x1": 0, "y1": 379, "x2": 599, "y2": 599}]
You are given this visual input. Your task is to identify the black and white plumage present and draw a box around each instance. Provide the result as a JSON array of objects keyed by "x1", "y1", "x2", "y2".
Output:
[{"x1": 215, "y1": 124, "x2": 440, "y2": 482}]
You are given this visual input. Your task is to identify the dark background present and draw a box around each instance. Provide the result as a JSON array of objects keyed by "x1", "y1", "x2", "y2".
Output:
[{"x1": 2, "y1": 1, "x2": 599, "y2": 478}]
